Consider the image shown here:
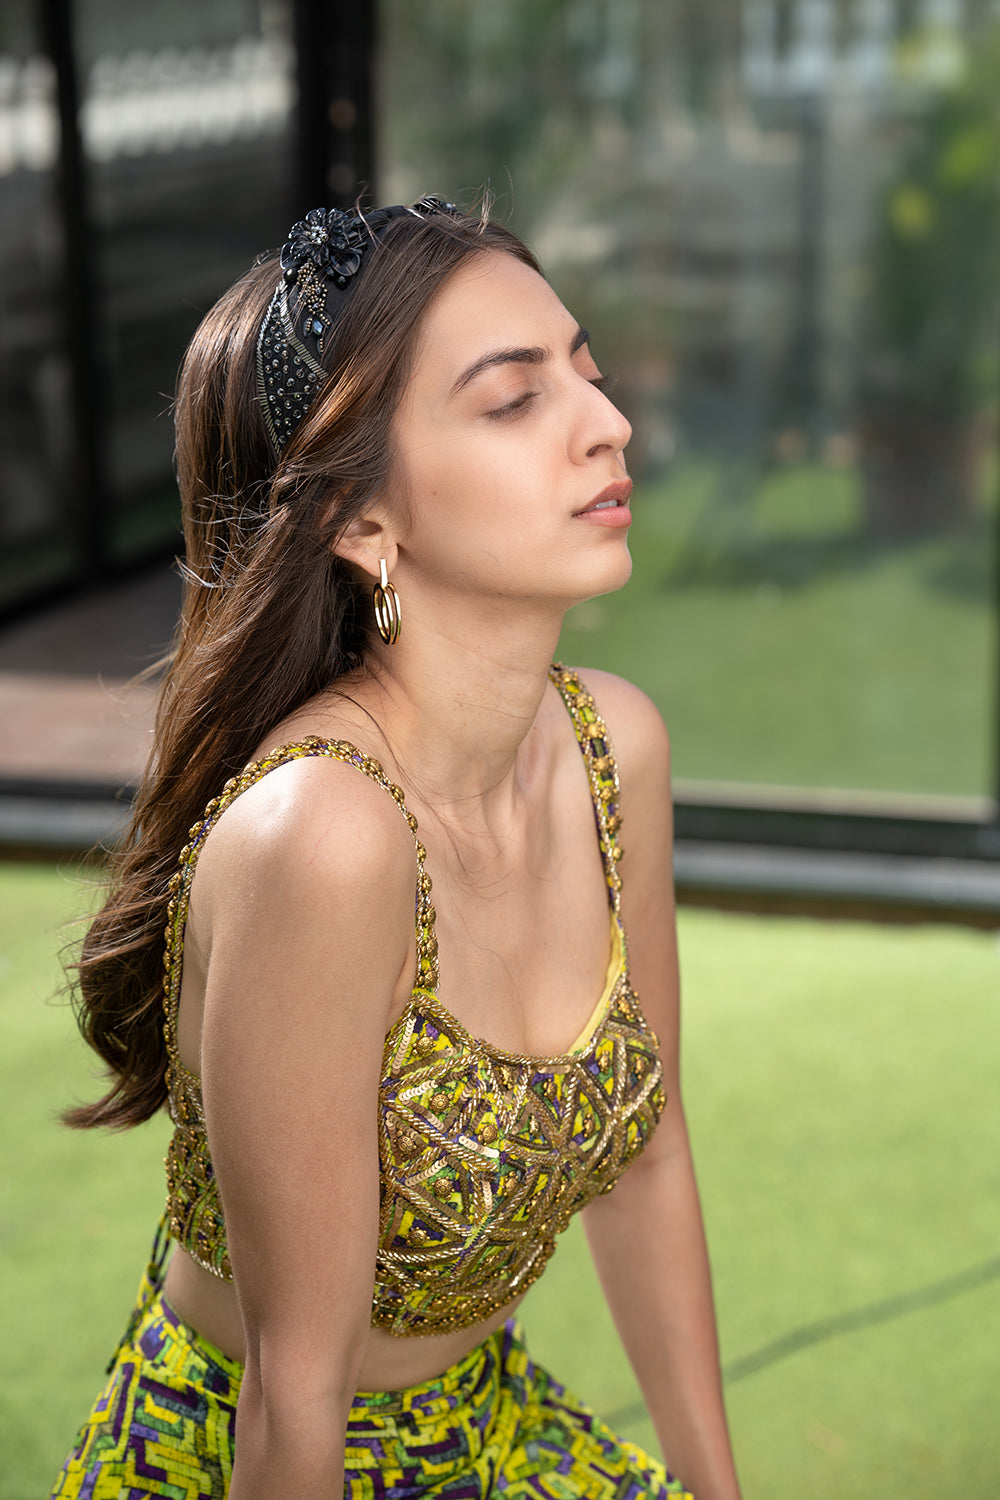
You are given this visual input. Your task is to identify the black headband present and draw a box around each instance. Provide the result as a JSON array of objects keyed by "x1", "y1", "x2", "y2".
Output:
[{"x1": 255, "y1": 196, "x2": 459, "y2": 459}]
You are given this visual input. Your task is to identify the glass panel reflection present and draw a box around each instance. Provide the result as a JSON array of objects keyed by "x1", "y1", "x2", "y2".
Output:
[
  {"x1": 382, "y1": 0, "x2": 998, "y2": 804},
  {"x1": 0, "y1": 5, "x2": 72, "y2": 607},
  {"x1": 76, "y1": 0, "x2": 295, "y2": 562}
]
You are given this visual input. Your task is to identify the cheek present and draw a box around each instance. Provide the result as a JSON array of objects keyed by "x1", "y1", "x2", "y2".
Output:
[
  {"x1": 409, "y1": 441, "x2": 511, "y2": 517},
  {"x1": 402, "y1": 421, "x2": 558, "y2": 546}
]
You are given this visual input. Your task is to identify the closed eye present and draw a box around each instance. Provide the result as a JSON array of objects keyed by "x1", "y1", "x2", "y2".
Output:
[
  {"x1": 485, "y1": 390, "x2": 539, "y2": 422},
  {"x1": 486, "y1": 371, "x2": 617, "y2": 422}
]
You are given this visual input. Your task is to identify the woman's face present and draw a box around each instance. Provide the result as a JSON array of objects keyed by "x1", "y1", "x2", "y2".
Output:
[{"x1": 390, "y1": 251, "x2": 634, "y2": 616}]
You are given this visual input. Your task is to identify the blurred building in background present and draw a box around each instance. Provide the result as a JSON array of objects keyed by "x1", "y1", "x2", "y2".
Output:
[{"x1": 1, "y1": 0, "x2": 998, "y2": 913}]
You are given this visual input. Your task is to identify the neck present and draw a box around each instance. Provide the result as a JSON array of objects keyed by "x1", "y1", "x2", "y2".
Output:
[{"x1": 352, "y1": 599, "x2": 566, "y2": 827}]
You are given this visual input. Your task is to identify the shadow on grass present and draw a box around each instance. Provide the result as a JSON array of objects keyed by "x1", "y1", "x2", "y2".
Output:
[
  {"x1": 918, "y1": 523, "x2": 997, "y2": 606},
  {"x1": 662, "y1": 529, "x2": 873, "y2": 594},
  {"x1": 646, "y1": 454, "x2": 994, "y2": 603},
  {"x1": 662, "y1": 521, "x2": 994, "y2": 602},
  {"x1": 605, "y1": 1253, "x2": 1000, "y2": 1425}
]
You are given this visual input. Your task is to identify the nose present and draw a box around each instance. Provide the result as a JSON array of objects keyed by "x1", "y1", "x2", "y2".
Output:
[{"x1": 578, "y1": 380, "x2": 632, "y2": 462}]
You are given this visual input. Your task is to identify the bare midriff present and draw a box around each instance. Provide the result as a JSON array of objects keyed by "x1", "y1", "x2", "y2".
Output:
[{"x1": 162, "y1": 1243, "x2": 525, "y2": 1390}]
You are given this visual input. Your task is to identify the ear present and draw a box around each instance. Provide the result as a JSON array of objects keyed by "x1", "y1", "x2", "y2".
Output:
[{"x1": 331, "y1": 510, "x2": 398, "y2": 581}]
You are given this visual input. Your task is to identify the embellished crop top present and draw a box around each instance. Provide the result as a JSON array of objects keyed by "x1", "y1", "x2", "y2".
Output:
[{"x1": 163, "y1": 664, "x2": 666, "y2": 1337}]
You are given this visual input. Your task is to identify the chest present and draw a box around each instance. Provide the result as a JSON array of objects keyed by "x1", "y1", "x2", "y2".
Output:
[{"x1": 413, "y1": 787, "x2": 613, "y2": 1058}]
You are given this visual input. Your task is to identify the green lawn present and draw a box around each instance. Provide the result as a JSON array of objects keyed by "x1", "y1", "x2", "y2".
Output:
[
  {"x1": 558, "y1": 456, "x2": 996, "y2": 799},
  {"x1": 2, "y1": 862, "x2": 998, "y2": 1498}
]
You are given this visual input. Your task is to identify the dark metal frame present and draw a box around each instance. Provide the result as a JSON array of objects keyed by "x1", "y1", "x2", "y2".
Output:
[
  {"x1": 674, "y1": 798, "x2": 1000, "y2": 864},
  {"x1": 293, "y1": 0, "x2": 376, "y2": 213},
  {"x1": 37, "y1": 0, "x2": 110, "y2": 590}
]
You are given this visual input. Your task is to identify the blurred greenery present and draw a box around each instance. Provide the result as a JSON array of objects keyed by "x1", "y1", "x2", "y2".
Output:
[
  {"x1": 382, "y1": 0, "x2": 626, "y2": 219},
  {"x1": 558, "y1": 456, "x2": 995, "y2": 797},
  {"x1": 382, "y1": 0, "x2": 999, "y2": 798},
  {"x1": 4, "y1": 864, "x2": 999, "y2": 1498},
  {"x1": 854, "y1": 27, "x2": 1000, "y2": 536},
  {"x1": 865, "y1": 33, "x2": 1000, "y2": 413}
]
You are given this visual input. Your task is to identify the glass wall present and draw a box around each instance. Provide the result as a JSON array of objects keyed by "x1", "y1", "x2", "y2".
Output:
[
  {"x1": 0, "y1": 0, "x2": 297, "y2": 608},
  {"x1": 380, "y1": 0, "x2": 999, "y2": 812},
  {"x1": 0, "y1": 2, "x2": 71, "y2": 604},
  {"x1": 77, "y1": 0, "x2": 295, "y2": 563}
]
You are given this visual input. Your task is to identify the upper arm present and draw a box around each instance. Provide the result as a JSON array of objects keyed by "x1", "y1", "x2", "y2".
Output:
[{"x1": 191, "y1": 759, "x2": 416, "y2": 1391}]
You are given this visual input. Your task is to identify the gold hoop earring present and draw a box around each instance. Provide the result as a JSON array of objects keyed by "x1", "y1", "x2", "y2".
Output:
[{"x1": 372, "y1": 558, "x2": 402, "y2": 645}]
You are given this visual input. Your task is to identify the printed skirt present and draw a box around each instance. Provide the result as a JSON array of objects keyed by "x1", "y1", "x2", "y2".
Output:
[{"x1": 51, "y1": 1229, "x2": 693, "y2": 1498}]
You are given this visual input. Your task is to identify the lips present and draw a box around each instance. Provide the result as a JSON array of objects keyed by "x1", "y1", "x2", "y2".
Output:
[{"x1": 576, "y1": 478, "x2": 633, "y2": 515}]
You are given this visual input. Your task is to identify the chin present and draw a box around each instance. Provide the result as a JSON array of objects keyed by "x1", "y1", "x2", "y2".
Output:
[{"x1": 587, "y1": 544, "x2": 633, "y2": 600}]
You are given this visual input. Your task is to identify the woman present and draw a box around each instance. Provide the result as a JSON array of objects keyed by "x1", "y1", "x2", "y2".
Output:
[{"x1": 52, "y1": 197, "x2": 742, "y2": 1499}]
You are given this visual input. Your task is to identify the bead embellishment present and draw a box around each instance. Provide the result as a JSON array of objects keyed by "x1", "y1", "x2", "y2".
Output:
[
  {"x1": 254, "y1": 197, "x2": 460, "y2": 459},
  {"x1": 162, "y1": 666, "x2": 665, "y2": 1335}
]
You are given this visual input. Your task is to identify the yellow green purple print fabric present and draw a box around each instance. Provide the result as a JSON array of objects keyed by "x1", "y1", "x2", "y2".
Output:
[{"x1": 51, "y1": 1244, "x2": 694, "y2": 1498}]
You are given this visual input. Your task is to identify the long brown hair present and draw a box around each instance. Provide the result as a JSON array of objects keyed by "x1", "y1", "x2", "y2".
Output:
[{"x1": 67, "y1": 204, "x2": 540, "y2": 1129}]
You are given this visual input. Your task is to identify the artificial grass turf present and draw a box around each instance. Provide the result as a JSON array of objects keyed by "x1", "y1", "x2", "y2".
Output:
[
  {"x1": 2, "y1": 861, "x2": 998, "y2": 1497},
  {"x1": 0, "y1": 863, "x2": 171, "y2": 1497},
  {"x1": 521, "y1": 913, "x2": 1000, "y2": 1496}
]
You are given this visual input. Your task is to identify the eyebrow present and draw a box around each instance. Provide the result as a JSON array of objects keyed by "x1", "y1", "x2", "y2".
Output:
[{"x1": 450, "y1": 325, "x2": 590, "y2": 396}]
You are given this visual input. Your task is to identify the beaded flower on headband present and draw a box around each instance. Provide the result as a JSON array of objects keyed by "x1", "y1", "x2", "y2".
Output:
[{"x1": 255, "y1": 196, "x2": 459, "y2": 459}]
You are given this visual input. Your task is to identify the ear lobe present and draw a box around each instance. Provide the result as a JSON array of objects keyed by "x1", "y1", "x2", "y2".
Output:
[{"x1": 332, "y1": 512, "x2": 397, "y2": 580}]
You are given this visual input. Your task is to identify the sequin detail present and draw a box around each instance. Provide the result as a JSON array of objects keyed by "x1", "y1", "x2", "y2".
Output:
[{"x1": 163, "y1": 665, "x2": 666, "y2": 1336}]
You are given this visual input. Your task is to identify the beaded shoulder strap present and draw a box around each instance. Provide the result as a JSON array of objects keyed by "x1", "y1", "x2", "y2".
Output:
[
  {"x1": 162, "y1": 737, "x2": 440, "y2": 1082},
  {"x1": 547, "y1": 664, "x2": 624, "y2": 916}
]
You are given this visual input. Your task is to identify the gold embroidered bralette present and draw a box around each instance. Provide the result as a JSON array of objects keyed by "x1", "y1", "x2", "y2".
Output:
[{"x1": 163, "y1": 664, "x2": 666, "y2": 1336}]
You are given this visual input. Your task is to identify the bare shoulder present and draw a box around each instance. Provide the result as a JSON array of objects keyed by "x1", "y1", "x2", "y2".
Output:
[
  {"x1": 193, "y1": 749, "x2": 418, "y2": 929},
  {"x1": 565, "y1": 666, "x2": 671, "y2": 793}
]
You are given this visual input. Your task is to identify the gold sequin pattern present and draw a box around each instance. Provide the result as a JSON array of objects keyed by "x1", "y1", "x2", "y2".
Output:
[
  {"x1": 374, "y1": 967, "x2": 664, "y2": 1335},
  {"x1": 162, "y1": 739, "x2": 439, "y2": 1282},
  {"x1": 161, "y1": 667, "x2": 666, "y2": 1335}
]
